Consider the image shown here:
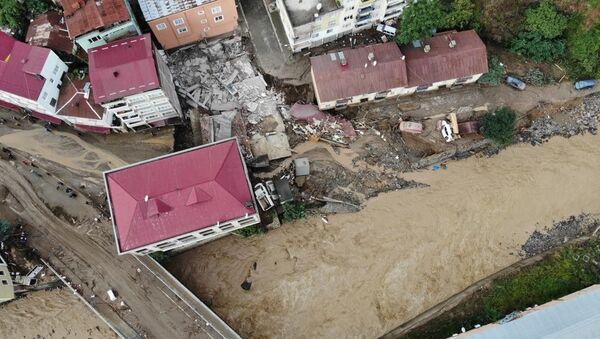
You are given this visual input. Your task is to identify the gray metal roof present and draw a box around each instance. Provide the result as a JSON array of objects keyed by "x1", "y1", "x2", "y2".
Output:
[{"x1": 462, "y1": 285, "x2": 600, "y2": 339}]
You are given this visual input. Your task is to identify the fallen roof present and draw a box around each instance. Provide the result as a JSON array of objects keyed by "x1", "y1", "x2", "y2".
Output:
[
  {"x1": 104, "y1": 138, "x2": 256, "y2": 252},
  {"x1": 88, "y1": 34, "x2": 160, "y2": 103},
  {"x1": 310, "y1": 42, "x2": 408, "y2": 103},
  {"x1": 0, "y1": 32, "x2": 50, "y2": 101},
  {"x1": 59, "y1": 0, "x2": 131, "y2": 38},
  {"x1": 56, "y1": 75, "x2": 105, "y2": 121},
  {"x1": 400, "y1": 30, "x2": 488, "y2": 87},
  {"x1": 26, "y1": 11, "x2": 74, "y2": 55},
  {"x1": 461, "y1": 285, "x2": 600, "y2": 338}
]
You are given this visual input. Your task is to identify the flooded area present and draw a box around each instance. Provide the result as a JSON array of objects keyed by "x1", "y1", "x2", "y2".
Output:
[{"x1": 169, "y1": 134, "x2": 600, "y2": 338}]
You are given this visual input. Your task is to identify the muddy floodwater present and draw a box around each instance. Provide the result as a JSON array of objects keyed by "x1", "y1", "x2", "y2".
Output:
[{"x1": 169, "y1": 134, "x2": 600, "y2": 338}]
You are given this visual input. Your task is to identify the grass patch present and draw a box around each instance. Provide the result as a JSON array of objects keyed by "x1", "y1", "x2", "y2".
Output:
[
  {"x1": 282, "y1": 202, "x2": 307, "y2": 223},
  {"x1": 403, "y1": 239, "x2": 600, "y2": 338}
]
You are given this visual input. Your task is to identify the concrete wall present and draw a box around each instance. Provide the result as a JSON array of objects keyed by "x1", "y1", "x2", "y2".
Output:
[
  {"x1": 147, "y1": 0, "x2": 238, "y2": 50},
  {"x1": 154, "y1": 46, "x2": 182, "y2": 116},
  {"x1": 76, "y1": 21, "x2": 141, "y2": 52}
]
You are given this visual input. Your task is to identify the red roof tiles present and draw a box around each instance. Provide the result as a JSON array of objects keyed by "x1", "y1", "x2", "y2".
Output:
[
  {"x1": 0, "y1": 32, "x2": 50, "y2": 101},
  {"x1": 104, "y1": 139, "x2": 256, "y2": 252},
  {"x1": 310, "y1": 42, "x2": 408, "y2": 102},
  {"x1": 400, "y1": 30, "x2": 488, "y2": 87},
  {"x1": 59, "y1": 0, "x2": 131, "y2": 38},
  {"x1": 26, "y1": 12, "x2": 74, "y2": 55},
  {"x1": 56, "y1": 75, "x2": 105, "y2": 120},
  {"x1": 88, "y1": 34, "x2": 160, "y2": 103}
]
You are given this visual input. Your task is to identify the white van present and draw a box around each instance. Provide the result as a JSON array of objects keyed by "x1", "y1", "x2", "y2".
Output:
[{"x1": 377, "y1": 24, "x2": 397, "y2": 37}]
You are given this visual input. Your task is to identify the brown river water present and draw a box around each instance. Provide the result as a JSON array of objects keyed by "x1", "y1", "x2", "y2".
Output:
[{"x1": 170, "y1": 134, "x2": 600, "y2": 338}]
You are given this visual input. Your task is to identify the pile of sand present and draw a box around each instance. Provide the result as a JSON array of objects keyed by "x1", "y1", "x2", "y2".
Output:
[
  {"x1": 169, "y1": 134, "x2": 600, "y2": 338},
  {"x1": 0, "y1": 289, "x2": 116, "y2": 338}
]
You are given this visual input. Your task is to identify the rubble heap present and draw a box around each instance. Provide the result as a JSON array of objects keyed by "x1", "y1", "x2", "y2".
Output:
[
  {"x1": 521, "y1": 93, "x2": 599, "y2": 145},
  {"x1": 167, "y1": 36, "x2": 285, "y2": 125}
]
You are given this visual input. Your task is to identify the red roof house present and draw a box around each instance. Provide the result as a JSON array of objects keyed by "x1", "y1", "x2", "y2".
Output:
[
  {"x1": 26, "y1": 11, "x2": 75, "y2": 55},
  {"x1": 104, "y1": 138, "x2": 260, "y2": 255},
  {"x1": 88, "y1": 34, "x2": 182, "y2": 130}
]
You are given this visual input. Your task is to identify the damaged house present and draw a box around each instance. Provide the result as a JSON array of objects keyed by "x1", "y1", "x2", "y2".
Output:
[
  {"x1": 311, "y1": 30, "x2": 489, "y2": 110},
  {"x1": 104, "y1": 138, "x2": 260, "y2": 255},
  {"x1": 57, "y1": 0, "x2": 141, "y2": 51},
  {"x1": 0, "y1": 32, "x2": 69, "y2": 123},
  {"x1": 88, "y1": 34, "x2": 183, "y2": 131},
  {"x1": 138, "y1": 0, "x2": 239, "y2": 50},
  {"x1": 25, "y1": 11, "x2": 76, "y2": 56}
]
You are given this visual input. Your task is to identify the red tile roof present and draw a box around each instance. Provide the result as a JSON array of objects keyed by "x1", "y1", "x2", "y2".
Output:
[
  {"x1": 56, "y1": 75, "x2": 105, "y2": 120},
  {"x1": 310, "y1": 42, "x2": 408, "y2": 102},
  {"x1": 104, "y1": 139, "x2": 256, "y2": 253},
  {"x1": 59, "y1": 0, "x2": 131, "y2": 38},
  {"x1": 88, "y1": 34, "x2": 160, "y2": 103},
  {"x1": 26, "y1": 12, "x2": 74, "y2": 55},
  {"x1": 400, "y1": 30, "x2": 488, "y2": 87},
  {"x1": 0, "y1": 32, "x2": 50, "y2": 101}
]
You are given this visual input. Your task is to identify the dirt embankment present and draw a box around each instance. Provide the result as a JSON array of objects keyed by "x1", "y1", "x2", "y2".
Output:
[{"x1": 168, "y1": 133, "x2": 600, "y2": 339}]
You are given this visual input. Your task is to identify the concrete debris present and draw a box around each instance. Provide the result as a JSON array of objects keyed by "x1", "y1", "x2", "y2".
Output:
[
  {"x1": 289, "y1": 103, "x2": 356, "y2": 144},
  {"x1": 250, "y1": 132, "x2": 291, "y2": 160},
  {"x1": 168, "y1": 36, "x2": 284, "y2": 127},
  {"x1": 520, "y1": 93, "x2": 599, "y2": 145}
]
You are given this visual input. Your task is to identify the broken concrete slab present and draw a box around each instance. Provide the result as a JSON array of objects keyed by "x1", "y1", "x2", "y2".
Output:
[{"x1": 250, "y1": 132, "x2": 291, "y2": 160}]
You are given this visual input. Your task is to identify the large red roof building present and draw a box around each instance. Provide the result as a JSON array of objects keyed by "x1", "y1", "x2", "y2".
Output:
[{"x1": 104, "y1": 138, "x2": 260, "y2": 255}]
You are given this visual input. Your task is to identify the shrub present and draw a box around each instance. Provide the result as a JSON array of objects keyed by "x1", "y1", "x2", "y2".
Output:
[
  {"x1": 235, "y1": 224, "x2": 265, "y2": 237},
  {"x1": 525, "y1": 68, "x2": 546, "y2": 86},
  {"x1": 478, "y1": 56, "x2": 505, "y2": 86},
  {"x1": 509, "y1": 31, "x2": 566, "y2": 62},
  {"x1": 565, "y1": 20, "x2": 600, "y2": 78},
  {"x1": 524, "y1": 0, "x2": 568, "y2": 39},
  {"x1": 446, "y1": 0, "x2": 475, "y2": 30},
  {"x1": 0, "y1": 0, "x2": 24, "y2": 31},
  {"x1": 282, "y1": 202, "x2": 307, "y2": 222},
  {"x1": 481, "y1": 107, "x2": 517, "y2": 146},
  {"x1": 26, "y1": 0, "x2": 53, "y2": 17},
  {"x1": 396, "y1": 0, "x2": 445, "y2": 44},
  {"x1": 149, "y1": 251, "x2": 170, "y2": 264},
  {"x1": 0, "y1": 220, "x2": 12, "y2": 242}
]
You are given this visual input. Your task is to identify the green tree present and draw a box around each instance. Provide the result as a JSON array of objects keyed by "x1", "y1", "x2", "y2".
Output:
[
  {"x1": 524, "y1": 0, "x2": 568, "y2": 39},
  {"x1": 481, "y1": 107, "x2": 517, "y2": 146},
  {"x1": 566, "y1": 21, "x2": 600, "y2": 78},
  {"x1": 509, "y1": 31, "x2": 566, "y2": 62},
  {"x1": 0, "y1": 0, "x2": 24, "y2": 31},
  {"x1": 25, "y1": 0, "x2": 53, "y2": 17},
  {"x1": 478, "y1": 55, "x2": 505, "y2": 86},
  {"x1": 446, "y1": 0, "x2": 475, "y2": 30},
  {"x1": 396, "y1": 0, "x2": 446, "y2": 44},
  {"x1": 0, "y1": 220, "x2": 13, "y2": 242}
]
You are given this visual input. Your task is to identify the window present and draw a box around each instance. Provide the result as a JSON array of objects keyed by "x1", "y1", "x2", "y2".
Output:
[
  {"x1": 1, "y1": 280, "x2": 7, "y2": 285},
  {"x1": 0, "y1": 271, "x2": 4, "y2": 276},
  {"x1": 197, "y1": 10, "x2": 205, "y2": 15},
  {"x1": 87, "y1": 36, "x2": 101, "y2": 43},
  {"x1": 177, "y1": 27, "x2": 188, "y2": 34},
  {"x1": 214, "y1": 15, "x2": 224, "y2": 22},
  {"x1": 455, "y1": 76, "x2": 472, "y2": 84},
  {"x1": 41, "y1": 92, "x2": 48, "y2": 101},
  {"x1": 57, "y1": 82, "x2": 62, "y2": 89},
  {"x1": 52, "y1": 65, "x2": 59, "y2": 74},
  {"x1": 211, "y1": 6, "x2": 222, "y2": 14},
  {"x1": 201, "y1": 19, "x2": 208, "y2": 24},
  {"x1": 49, "y1": 78, "x2": 54, "y2": 83},
  {"x1": 156, "y1": 23, "x2": 167, "y2": 31},
  {"x1": 416, "y1": 84, "x2": 431, "y2": 92},
  {"x1": 173, "y1": 17, "x2": 185, "y2": 26},
  {"x1": 49, "y1": 98, "x2": 57, "y2": 106},
  {"x1": 312, "y1": 32, "x2": 320, "y2": 38},
  {"x1": 326, "y1": 28, "x2": 334, "y2": 34}
]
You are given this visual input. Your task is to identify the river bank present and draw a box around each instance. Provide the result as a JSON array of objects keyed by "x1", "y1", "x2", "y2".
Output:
[{"x1": 168, "y1": 133, "x2": 600, "y2": 338}]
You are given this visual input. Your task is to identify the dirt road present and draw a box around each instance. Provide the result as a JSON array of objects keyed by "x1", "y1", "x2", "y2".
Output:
[
  {"x1": 169, "y1": 134, "x2": 600, "y2": 338},
  {"x1": 0, "y1": 153, "x2": 237, "y2": 338}
]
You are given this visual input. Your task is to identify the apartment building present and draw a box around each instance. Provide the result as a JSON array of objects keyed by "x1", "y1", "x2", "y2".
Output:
[
  {"x1": 57, "y1": 0, "x2": 141, "y2": 51},
  {"x1": 277, "y1": 0, "x2": 407, "y2": 52},
  {"x1": 311, "y1": 30, "x2": 488, "y2": 109},
  {"x1": 104, "y1": 138, "x2": 260, "y2": 255},
  {"x1": 138, "y1": 0, "x2": 238, "y2": 50},
  {"x1": 88, "y1": 34, "x2": 183, "y2": 131},
  {"x1": 0, "y1": 32, "x2": 69, "y2": 122}
]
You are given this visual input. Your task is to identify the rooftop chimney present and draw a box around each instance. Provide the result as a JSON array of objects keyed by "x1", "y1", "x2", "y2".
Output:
[
  {"x1": 113, "y1": 71, "x2": 119, "y2": 77},
  {"x1": 449, "y1": 40, "x2": 457, "y2": 48},
  {"x1": 424, "y1": 44, "x2": 431, "y2": 53}
]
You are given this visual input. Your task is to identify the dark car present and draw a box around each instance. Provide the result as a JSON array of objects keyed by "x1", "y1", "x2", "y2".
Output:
[
  {"x1": 574, "y1": 80, "x2": 597, "y2": 91},
  {"x1": 506, "y1": 76, "x2": 526, "y2": 90}
]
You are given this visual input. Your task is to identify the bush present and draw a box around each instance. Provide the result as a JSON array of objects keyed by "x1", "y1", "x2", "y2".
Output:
[
  {"x1": 565, "y1": 20, "x2": 600, "y2": 78},
  {"x1": 478, "y1": 56, "x2": 505, "y2": 86},
  {"x1": 0, "y1": 220, "x2": 12, "y2": 242},
  {"x1": 524, "y1": 0, "x2": 568, "y2": 39},
  {"x1": 525, "y1": 68, "x2": 546, "y2": 86},
  {"x1": 235, "y1": 224, "x2": 265, "y2": 238},
  {"x1": 481, "y1": 107, "x2": 517, "y2": 146},
  {"x1": 509, "y1": 31, "x2": 567, "y2": 62},
  {"x1": 282, "y1": 202, "x2": 307, "y2": 223},
  {"x1": 0, "y1": 0, "x2": 24, "y2": 31},
  {"x1": 396, "y1": 0, "x2": 445, "y2": 44},
  {"x1": 25, "y1": 0, "x2": 53, "y2": 17},
  {"x1": 446, "y1": 0, "x2": 475, "y2": 30}
]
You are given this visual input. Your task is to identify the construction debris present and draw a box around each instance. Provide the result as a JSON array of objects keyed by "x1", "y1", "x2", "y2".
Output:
[{"x1": 289, "y1": 103, "x2": 356, "y2": 145}]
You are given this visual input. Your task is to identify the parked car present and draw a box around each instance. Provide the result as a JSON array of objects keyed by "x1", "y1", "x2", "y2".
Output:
[
  {"x1": 506, "y1": 76, "x2": 526, "y2": 90},
  {"x1": 574, "y1": 79, "x2": 597, "y2": 90},
  {"x1": 441, "y1": 120, "x2": 454, "y2": 142},
  {"x1": 376, "y1": 24, "x2": 397, "y2": 37}
]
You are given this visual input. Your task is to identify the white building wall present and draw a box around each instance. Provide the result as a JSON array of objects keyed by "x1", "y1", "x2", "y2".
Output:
[
  {"x1": 102, "y1": 88, "x2": 181, "y2": 130},
  {"x1": 37, "y1": 52, "x2": 68, "y2": 114}
]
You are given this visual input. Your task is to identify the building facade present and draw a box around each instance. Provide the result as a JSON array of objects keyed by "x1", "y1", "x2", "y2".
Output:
[
  {"x1": 104, "y1": 138, "x2": 260, "y2": 255},
  {"x1": 0, "y1": 32, "x2": 68, "y2": 120},
  {"x1": 58, "y1": 0, "x2": 141, "y2": 52},
  {"x1": 139, "y1": 0, "x2": 238, "y2": 50},
  {"x1": 0, "y1": 255, "x2": 14, "y2": 304},
  {"x1": 89, "y1": 34, "x2": 182, "y2": 131},
  {"x1": 311, "y1": 30, "x2": 488, "y2": 109},
  {"x1": 277, "y1": 0, "x2": 407, "y2": 52}
]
